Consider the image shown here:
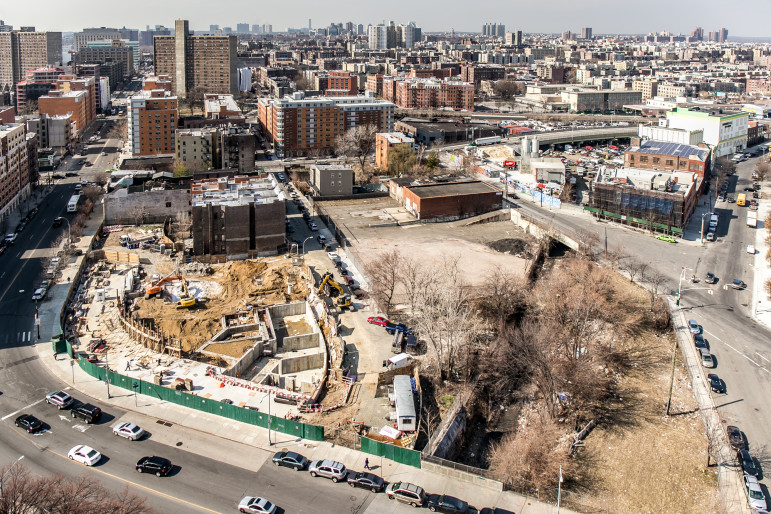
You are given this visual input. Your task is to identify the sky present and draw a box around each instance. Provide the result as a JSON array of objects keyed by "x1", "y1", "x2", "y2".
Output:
[{"x1": 2, "y1": 0, "x2": 767, "y2": 37}]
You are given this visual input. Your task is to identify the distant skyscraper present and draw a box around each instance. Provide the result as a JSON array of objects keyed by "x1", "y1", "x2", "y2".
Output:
[
  {"x1": 690, "y1": 27, "x2": 704, "y2": 41},
  {"x1": 0, "y1": 20, "x2": 13, "y2": 32},
  {"x1": 252, "y1": 24, "x2": 260, "y2": 33},
  {"x1": 236, "y1": 23, "x2": 250, "y2": 34},
  {"x1": 209, "y1": 25, "x2": 219, "y2": 33},
  {"x1": 718, "y1": 28, "x2": 728, "y2": 43},
  {"x1": 309, "y1": 19, "x2": 312, "y2": 30},
  {"x1": 581, "y1": 27, "x2": 593, "y2": 39},
  {"x1": 482, "y1": 23, "x2": 505, "y2": 37}
]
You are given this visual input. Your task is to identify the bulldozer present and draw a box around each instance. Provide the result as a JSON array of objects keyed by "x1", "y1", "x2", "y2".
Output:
[
  {"x1": 144, "y1": 271, "x2": 181, "y2": 299},
  {"x1": 177, "y1": 278, "x2": 196, "y2": 308},
  {"x1": 317, "y1": 271, "x2": 344, "y2": 298}
]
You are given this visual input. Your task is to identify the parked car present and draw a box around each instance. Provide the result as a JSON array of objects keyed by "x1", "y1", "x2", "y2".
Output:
[
  {"x1": 52, "y1": 217, "x2": 64, "y2": 228},
  {"x1": 238, "y1": 496, "x2": 277, "y2": 514},
  {"x1": 693, "y1": 334, "x2": 708, "y2": 351},
  {"x1": 705, "y1": 272, "x2": 717, "y2": 284},
  {"x1": 367, "y1": 316, "x2": 389, "y2": 327},
  {"x1": 728, "y1": 426, "x2": 747, "y2": 451},
  {"x1": 65, "y1": 172, "x2": 78, "y2": 177},
  {"x1": 15, "y1": 222, "x2": 25, "y2": 233},
  {"x1": 113, "y1": 422, "x2": 145, "y2": 440},
  {"x1": 5, "y1": 233, "x2": 18, "y2": 245},
  {"x1": 68, "y1": 445, "x2": 101, "y2": 466},
  {"x1": 272, "y1": 451, "x2": 307, "y2": 470},
  {"x1": 309, "y1": 222, "x2": 318, "y2": 231},
  {"x1": 731, "y1": 279, "x2": 747, "y2": 290},
  {"x1": 71, "y1": 403, "x2": 102, "y2": 424},
  {"x1": 655, "y1": 234, "x2": 676, "y2": 243},
  {"x1": 347, "y1": 471, "x2": 385, "y2": 492},
  {"x1": 14, "y1": 414, "x2": 43, "y2": 433},
  {"x1": 317, "y1": 235, "x2": 327, "y2": 244},
  {"x1": 327, "y1": 251, "x2": 340, "y2": 263},
  {"x1": 738, "y1": 449, "x2": 760, "y2": 477},
  {"x1": 31, "y1": 287, "x2": 47, "y2": 301},
  {"x1": 45, "y1": 391, "x2": 74, "y2": 409},
  {"x1": 744, "y1": 474, "x2": 767, "y2": 510},
  {"x1": 136, "y1": 456, "x2": 172, "y2": 476},
  {"x1": 700, "y1": 349, "x2": 715, "y2": 368},
  {"x1": 308, "y1": 459, "x2": 347, "y2": 482},
  {"x1": 688, "y1": 320, "x2": 700, "y2": 334},
  {"x1": 426, "y1": 494, "x2": 469, "y2": 513},
  {"x1": 386, "y1": 482, "x2": 427, "y2": 507},
  {"x1": 707, "y1": 373, "x2": 725, "y2": 394}
]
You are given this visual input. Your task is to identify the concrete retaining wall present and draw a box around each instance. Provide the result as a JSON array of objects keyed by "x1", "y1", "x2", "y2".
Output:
[
  {"x1": 225, "y1": 342, "x2": 264, "y2": 378},
  {"x1": 420, "y1": 461, "x2": 503, "y2": 492},
  {"x1": 427, "y1": 403, "x2": 467, "y2": 459},
  {"x1": 509, "y1": 209, "x2": 579, "y2": 251},
  {"x1": 268, "y1": 302, "x2": 307, "y2": 318},
  {"x1": 283, "y1": 332, "x2": 320, "y2": 351},
  {"x1": 280, "y1": 352, "x2": 324, "y2": 374}
]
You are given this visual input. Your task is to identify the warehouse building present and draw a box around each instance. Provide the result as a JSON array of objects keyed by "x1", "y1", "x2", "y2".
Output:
[{"x1": 398, "y1": 180, "x2": 502, "y2": 221}]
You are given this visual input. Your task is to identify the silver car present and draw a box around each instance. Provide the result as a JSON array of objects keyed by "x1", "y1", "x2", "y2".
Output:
[
  {"x1": 308, "y1": 459, "x2": 347, "y2": 482},
  {"x1": 112, "y1": 422, "x2": 145, "y2": 441},
  {"x1": 238, "y1": 496, "x2": 277, "y2": 514}
]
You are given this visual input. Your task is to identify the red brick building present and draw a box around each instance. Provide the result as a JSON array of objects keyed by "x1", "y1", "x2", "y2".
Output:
[
  {"x1": 398, "y1": 180, "x2": 502, "y2": 220},
  {"x1": 624, "y1": 140, "x2": 710, "y2": 178},
  {"x1": 325, "y1": 71, "x2": 358, "y2": 97},
  {"x1": 393, "y1": 78, "x2": 474, "y2": 111},
  {"x1": 460, "y1": 65, "x2": 506, "y2": 85}
]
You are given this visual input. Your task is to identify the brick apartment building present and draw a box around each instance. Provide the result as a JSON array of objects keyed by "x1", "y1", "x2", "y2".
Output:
[
  {"x1": 75, "y1": 61, "x2": 123, "y2": 89},
  {"x1": 127, "y1": 90, "x2": 178, "y2": 156},
  {"x1": 0, "y1": 30, "x2": 62, "y2": 90},
  {"x1": 394, "y1": 78, "x2": 474, "y2": 111},
  {"x1": 324, "y1": 71, "x2": 358, "y2": 96},
  {"x1": 366, "y1": 74, "x2": 384, "y2": 97},
  {"x1": 624, "y1": 140, "x2": 710, "y2": 178},
  {"x1": 38, "y1": 76, "x2": 97, "y2": 134},
  {"x1": 15, "y1": 66, "x2": 65, "y2": 114},
  {"x1": 0, "y1": 123, "x2": 35, "y2": 220},
  {"x1": 142, "y1": 75, "x2": 173, "y2": 92},
  {"x1": 153, "y1": 20, "x2": 237, "y2": 98},
  {"x1": 72, "y1": 45, "x2": 134, "y2": 78},
  {"x1": 258, "y1": 91, "x2": 394, "y2": 158},
  {"x1": 376, "y1": 131, "x2": 415, "y2": 170},
  {"x1": 460, "y1": 64, "x2": 506, "y2": 85},
  {"x1": 191, "y1": 176, "x2": 285, "y2": 259}
]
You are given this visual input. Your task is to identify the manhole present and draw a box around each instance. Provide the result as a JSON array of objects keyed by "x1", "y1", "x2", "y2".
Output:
[{"x1": 176, "y1": 442, "x2": 183, "y2": 447}]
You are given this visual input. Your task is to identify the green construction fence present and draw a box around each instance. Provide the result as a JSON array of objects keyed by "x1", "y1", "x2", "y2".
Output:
[
  {"x1": 68, "y1": 341, "x2": 324, "y2": 441},
  {"x1": 360, "y1": 436, "x2": 421, "y2": 468}
]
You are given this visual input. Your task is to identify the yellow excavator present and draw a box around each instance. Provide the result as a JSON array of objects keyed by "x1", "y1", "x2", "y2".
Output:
[
  {"x1": 317, "y1": 272, "x2": 344, "y2": 298},
  {"x1": 335, "y1": 294, "x2": 354, "y2": 312},
  {"x1": 145, "y1": 271, "x2": 181, "y2": 298},
  {"x1": 177, "y1": 278, "x2": 196, "y2": 308}
]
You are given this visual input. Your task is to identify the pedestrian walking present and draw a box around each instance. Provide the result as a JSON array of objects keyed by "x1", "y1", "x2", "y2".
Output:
[
  {"x1": 125, "y1": 360, "x2": 131, "y2": 371},
  {"x1": 364, "y1": 458, "x2": 369, "y2": 470}
]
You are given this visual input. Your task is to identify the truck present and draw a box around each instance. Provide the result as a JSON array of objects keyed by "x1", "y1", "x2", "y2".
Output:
[
  {"x1": 473, "y1": 136, "x2": 502, "y2": 146},
  {"x1": 747, "y1": 211, "x2": 758, "y2": 228},
  {"x1": 66, "y1": 194, "x2": 80, "y2": 213},
  {"x1": 119, "y1": 234, "x2": 157, "y2": 247}
]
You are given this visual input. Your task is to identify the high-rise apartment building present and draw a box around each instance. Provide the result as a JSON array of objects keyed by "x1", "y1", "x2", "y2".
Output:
[
  {"x1": 581, "y1": 27, "x2": 593, "y2": 39},
  {"x1": 127, "y1": 89, "x2": 178, "y2": 156},
  {"x1": 460, "y1": 64, "x2": 506, "y2": 84},
  {"x1": 15, "y1": 66, "x2": 65, "y2": 113},
  {"x1": 258, "y1": 91, "x2": 394, "y2": 158},
  {"x1": 0, "y1": 123, "x2": 34, "y2": 220},
  {"x1": 72, "y1": 44, "x2": 134, "y2": 78},
  {"x1": 690, "y1": 27, "x2": 704, "y2": 41},
  {"x1": 505, "y1": 31, "x2": 523, "y2": 46},
  {"x1": 87, "y1": 40, "x2": 139, "y2": 70},
  {"x1": 325, "y1": 71, "x2": 358, "y2": 97},
  {"x1": 482, "y1": 23, "x2": 505, "y2": 37},
  {"x1": 0, "y1": 30, "x2": 62, "y2": 90},
  {"x1": 74, "y1": 27, "x2": 121, "y2": 50},
  {"x1": 718, "y1": 28, "x2": 728, "y2": 43},
  {"x1": 236, "y1": 23, "x2": 250, "y2": 34},
  {"x1": 368, "y1": 22, "x2": 421, "y2": 49},
  {"x1": 153, "y1": 20, "x2": 238, "y2": 98}
]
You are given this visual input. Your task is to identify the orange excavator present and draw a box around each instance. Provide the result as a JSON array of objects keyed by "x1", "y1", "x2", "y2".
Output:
[{"x1": 144, "y1": 271, "x2": 181, "y2": 299}]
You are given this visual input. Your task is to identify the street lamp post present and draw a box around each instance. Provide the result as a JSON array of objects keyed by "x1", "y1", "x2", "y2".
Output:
[
  {"x1": 700, "y1": 213, "x2": 708, "y2": 244},
  {"x1": 677, "y1": 266, "x2": 692, "y2": 306},
  {"x1": 302, "y1": 236, "x2": 313, "y2": 255},
  {"x1": 0, "y1": 455, "x2": 25, "y2": 497}
]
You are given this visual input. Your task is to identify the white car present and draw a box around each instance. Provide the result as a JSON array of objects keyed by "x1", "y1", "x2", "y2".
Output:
[
  {"x1": 68, "y1": 445, "x2": 101, "y2": 466},
  {"x1": 112, "y1": 422, "x2": 145, "y2": 441},
  {"x1": 327, "y1": 252, "x2": 340, "y2": 263},
  {"x1": 31, "y1": 287, "x2": 47, "y2": 301},
  {"x1": 237, "y1": 496, "x2": 277, "y2": 514},
  {"x1": 745, "y1": 474, "x2": 767, "y2": 510},
  {"x1": 747, "y1": 245, "x2": 756, "y2": 255},
  {"x1": 309, "y1": 223, "x2": 318, "y2": 231}
]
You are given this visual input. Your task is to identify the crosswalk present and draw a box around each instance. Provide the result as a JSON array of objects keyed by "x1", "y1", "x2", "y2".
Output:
[{"x1": 0, "y1": 332, "x2": 35, "y2": 345}]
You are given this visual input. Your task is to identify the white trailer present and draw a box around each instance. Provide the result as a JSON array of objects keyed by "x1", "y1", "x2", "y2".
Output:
[{"x1": 747, "y1": 211, "x2": 758, "y2": 228}]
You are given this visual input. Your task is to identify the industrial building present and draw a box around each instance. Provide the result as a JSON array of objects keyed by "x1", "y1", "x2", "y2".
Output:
[
  {"x1": 394, "y1": 118, "x2": 503, "y2": 146},
  {"x1": 624, "y1": 140, "x2": 710, "y2": 178},
  {"x1": 588, "y1": 167, "x2": 701, "y2": 234},
  {"x1": 397, "y1": 180, "x2": 502, "y2": 221},
  {"x1": 309, "y1": 164, "x2": 354, "y2": 196},
  {"x1": 191, "y1": 176, "x2": 286, "y2": 259},
  {"x1": 664, "y1": 107, "x2": 749, "y2": 158}
]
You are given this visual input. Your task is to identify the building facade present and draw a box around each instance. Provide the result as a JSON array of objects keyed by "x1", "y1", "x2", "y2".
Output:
[
  {"x1": 220, "y1": 126, "x2": 255, "y2": 173},
  {"x1": 393, "y1": 78, "x2": 474, "y2": 111},
  {"x1": 14, "y1": 66, "x2": 65, "y2": 113},
  {"x1": 153, "y1": 20, "x2": 238, "y2": 98},
  {"x1": 26, "y1": 113, "x2": 74, "y2": 150},
  {"x1": 376, "y1": 132, "x2": 415, "y2": 170},
  {"x1": 624, "y1": 140, "x2": 710, "y2": 178},
  {"x1": 175, "y1": 128, "x2": 218, "y2": 170},
  {"x1": 460, "y1": 65, "x2": 506, "y2": 85},
  {"x1": 325, "y1": 71, "x2": 358, "y2": 97},
  {"x1": 0, "y1": 30, "x2": 62, "y2": 90},
  {"x1": 309, "y1": 164, "x2": 354, "y2": 196},
  {"x1": 258, "y1": 91, "x2": 394, "y2": 158},
  {"x1": 400, "y1": 181, "x2": 502, "y2": 220},
  {"x1": 561, "y1": 89, "x2": 642, "y2": 112},
  {"x1": 127, "y1": 90, "x2": 178, "y2": 156},
  {"x1": 72, "y1": 45, "x2": 134, "y2": 78},
  {"x1": 665, "y1": 108, "x2": 749, "y2": 157},
  {"x1": 0, "y1": 123, "x2": 33, "y2": 221}
]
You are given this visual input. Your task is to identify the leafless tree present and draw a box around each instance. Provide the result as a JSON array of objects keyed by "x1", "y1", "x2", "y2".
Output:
[
  {"x1": 81, "y1": 185, "x2": 103, "y2": 205},
  {"x1": 574, "y1": 228, "x2": 599, "y2": 259},
  {"x1": 399, "y1": 255, "x2": 431, "y2": 318},
  {"x1": 94, "y1": 172, "x2": 109, "y2": 186},
  {"x1": 106, "y1": 119, "x2": 127, "y2": 141},
  {"x1": 645, "y1": 268, "x2": 667, "y2": 312},
  {"x1": 476, "y1": 268, "x2": 528, "y2": 333},
  {"x1": 363, "y1": 248, "x2": 402, "y2": 314},
  {"x1": 754, "y1": 160, "x2": 770, "y2": 182},
  {"x1": 711, "y1": 157, "x2": 735, "y2": 192},
  {"x1": 334, "y1": 124, "x2": 379, "y2": 171},
  {"x1": 128, "y1": 204, "x2": 149, "y2": 226},
  {"x1": 620, "y1": 256, "x2": 648, "y2": 283},
  {"x1": 606, "y1": 244, "x2": 628, "y2": 271},
  {"x1": 0, "y1": 462, "x2": 153, "y2": 513}
]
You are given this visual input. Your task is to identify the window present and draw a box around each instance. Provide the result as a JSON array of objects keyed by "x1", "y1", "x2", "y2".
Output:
[{"x1": 166, "y1": 202, "x2": 172, "y2": 207}]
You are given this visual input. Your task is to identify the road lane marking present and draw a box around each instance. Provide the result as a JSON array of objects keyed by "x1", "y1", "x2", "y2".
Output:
[
  {"x1": 723, "y1": 341, "x2": 761, "y2": 366},
  {"x1": 756, "y1": 352, "x2": 771, "y2": 364},
  {"x1": 2, "y1": 398, "x2": 45, "y2": 421}
]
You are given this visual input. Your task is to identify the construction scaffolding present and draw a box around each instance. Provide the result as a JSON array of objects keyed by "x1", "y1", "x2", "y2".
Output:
[{"x1": 589, "y1": 182, "x2": 685, "y2": 231}]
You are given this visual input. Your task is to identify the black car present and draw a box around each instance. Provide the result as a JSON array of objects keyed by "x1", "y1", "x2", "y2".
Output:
[
  {"x1": 65, "y1": 172, "x2": 78, "y2": 177},
  {"x1": 744, "y1": 187, "x2": 755, "y2": 192},
  {"x1": 136, "y1": 456, "x2": 172, "y2": 476},
  {"x1": 15, "y1": 222, "x2": 25, "y2": 233},
  {"x1": 425, "y1": 494, "x2": 469, "y2": 513},
  {"x1": 15, "y1": 414, "x2": 43, "y2": 433},
  {"x1": 71, "y1": 403, "x2": 102, "y2": 424},
  {"x1": 272, "y1": 451, "x2": 308, "y2": 470},
  {"x1": 738, "y1": 449, "x2": 760, "y2": 477},
  {"x1": 52, "y1": 217, "x2": 64, "y2": 228},
  {"x1": 705, "y1": 272, "x2": 716, "y2": 284},
  {"x1": 727, "y1": 426, "x2": 746, "y2": 451},
  {"x1": 52, "y1": 173, "x2": 64, "y2": 179},
  {"x1": 347, "y1": 471, "x2": 385, "y2": 492},
  {"x1": 707, "y1": 373, "x2": 725, "y2": 394},
  {"x1": 693, "y1": 334, "x2": 708, "y2": 352}
]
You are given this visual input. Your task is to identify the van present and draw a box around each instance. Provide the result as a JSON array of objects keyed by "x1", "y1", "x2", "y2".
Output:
[{"x1": 700, "y1": 348, "x2": 714, "y2": 368}]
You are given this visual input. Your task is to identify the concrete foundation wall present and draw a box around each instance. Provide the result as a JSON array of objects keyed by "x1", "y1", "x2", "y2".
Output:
[
  {"x1": 420, "y1": 462, "x2": 503, "y2": 492},
  {"x1": 280, "y1": 352, "x2": 324, "y2": 374},
  {"x1": 509, "y1": 208, "x2": 579, "y2": 250},
  {"x1": 283, "y1": 332, "x2": 320, "y2": 351},
  {"x1": 268, "y1": 302, "x2": 307, "y2": 318},
  {"x1": 104, "y1": 188, "x2": 190, "y2": 225}
]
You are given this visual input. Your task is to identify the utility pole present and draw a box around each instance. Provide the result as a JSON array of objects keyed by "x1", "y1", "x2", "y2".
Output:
[
  {"x1": 557, "y1": 465, "x2": 563, "y2": 513},
  {"x1": 666, "y1": 335, "x2": 678, "y2": 415}
]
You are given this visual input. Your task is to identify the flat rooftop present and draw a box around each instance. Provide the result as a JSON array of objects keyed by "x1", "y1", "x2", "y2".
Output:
[{"x1": 406, "y1": 181, "x2": 499, "y2": 199}]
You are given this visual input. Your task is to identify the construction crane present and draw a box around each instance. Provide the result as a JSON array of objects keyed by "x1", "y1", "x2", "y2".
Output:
[
  {"x1": 317, "y1": 271, "x2": 344, "y2": 298},
  {"x1": 177, "y1": 278, "x2": 196, "y2": 308},
  {"x1": 144, "y1": 271, "x2": 181, "y2": 298}
]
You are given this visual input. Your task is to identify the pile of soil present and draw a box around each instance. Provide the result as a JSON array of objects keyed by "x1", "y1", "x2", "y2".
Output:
[
  {"x1": 133, "y1": 259, "x2": 311, "y2": 353},
  {"x1": 487, "y1": 238, "x2": 533, "y2": 258}
]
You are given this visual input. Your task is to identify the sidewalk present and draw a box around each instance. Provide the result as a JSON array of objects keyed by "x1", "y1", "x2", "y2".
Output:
[
  {"x1": 34, "y1": 204, "x2": 568, "y2": 513},
  {"x1": 751, "y1": 179, "x2": 771, "y2": 329}
]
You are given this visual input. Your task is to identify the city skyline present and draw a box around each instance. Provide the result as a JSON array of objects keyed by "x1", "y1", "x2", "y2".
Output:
[{"x1": 2, "y1": 0, "x2": 767, "y2": 37}]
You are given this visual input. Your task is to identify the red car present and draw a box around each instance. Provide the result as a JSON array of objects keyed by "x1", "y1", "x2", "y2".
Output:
[{"x1": 367, "y1": 316, "x2": 389, "y2": 327}]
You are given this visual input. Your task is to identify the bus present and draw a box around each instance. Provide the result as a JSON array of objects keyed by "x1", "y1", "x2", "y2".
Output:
[
  {"x1": 66, "y1": 194, "x2": 80, "y2": 213},
  {"x1": 737, "y1": 193, "x2": 746, "y2": 207}
]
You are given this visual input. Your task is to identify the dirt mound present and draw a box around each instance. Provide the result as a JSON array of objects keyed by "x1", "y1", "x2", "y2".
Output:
[
  {"x1": 487, "y1": 238, "x2": 533, "y2": 258},
  {"x1": 133, "y1": 259, "x2": 311, "y2": 353}
]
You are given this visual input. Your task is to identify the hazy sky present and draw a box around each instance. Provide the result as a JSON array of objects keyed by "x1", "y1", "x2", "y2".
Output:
[{"x1": 2, "y1": 0, "x2": 766, "y2": 37}]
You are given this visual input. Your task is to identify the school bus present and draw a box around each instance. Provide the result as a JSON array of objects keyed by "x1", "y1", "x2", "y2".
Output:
[{"x1": 737, "y1": 193, "x2": 746, "y2": 206}]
